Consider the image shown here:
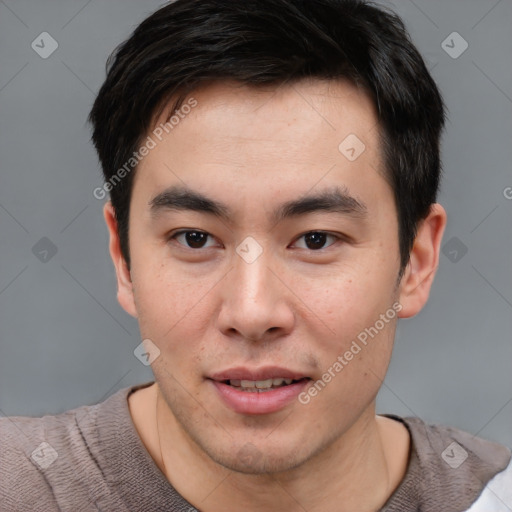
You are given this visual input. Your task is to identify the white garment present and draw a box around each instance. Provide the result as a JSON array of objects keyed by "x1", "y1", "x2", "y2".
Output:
[{"x1": 466, "y1": 458, "x2": 512, "y2": 511}]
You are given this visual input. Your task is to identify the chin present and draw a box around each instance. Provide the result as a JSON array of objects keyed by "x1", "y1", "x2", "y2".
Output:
[{"x1": 202, "y1": 436, "x2": 317, "y2": 475}]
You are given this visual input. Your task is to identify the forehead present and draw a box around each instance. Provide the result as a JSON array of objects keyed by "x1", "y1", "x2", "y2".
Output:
[
  {"x1": 133, "y1": 78, "x2": 390, "y2": 218},
  {"x1": 152, "y1": 78, "x2": 378, "y2": 154}
]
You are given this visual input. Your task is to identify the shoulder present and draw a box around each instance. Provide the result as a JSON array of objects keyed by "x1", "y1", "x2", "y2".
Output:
[
  {"x1": 403, "y1": 416, "x2": 510, "y2": 473},
  {"x1": 0, "y1": 386, "x2": 136, "y2": 511},
  {"x1": 0, "y1": 406, "x2": 87, "y2": 510},
  {"x1": 399, "y1": 416, "x2": 512, "y2": 511}
]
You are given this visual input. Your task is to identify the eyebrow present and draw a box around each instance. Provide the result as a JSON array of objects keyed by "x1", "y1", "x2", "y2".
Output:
[{"x1": 148, "y1": 185, "x2": 368, "y2": 223}]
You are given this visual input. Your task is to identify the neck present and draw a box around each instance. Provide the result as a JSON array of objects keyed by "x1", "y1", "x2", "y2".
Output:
[{"x1": 152, "y1": 384, "x2": 409, "y2": 512}]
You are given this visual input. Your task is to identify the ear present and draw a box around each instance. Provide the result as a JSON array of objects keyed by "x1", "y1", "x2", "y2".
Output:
[
  {"x1": 397, "y1": 203, "x2": 447, "y2": 318},
  {"x1": 103, "y1": 201, "x2": 138, "y2": 318}
]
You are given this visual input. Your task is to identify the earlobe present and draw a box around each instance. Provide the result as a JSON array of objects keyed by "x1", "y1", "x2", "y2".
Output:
[
  {"x1": 397, "y1": 203, "x2": 447, "y2": 319},
  {"x1": 103, "y1": 201, "x2": 138, "y2": 318}
]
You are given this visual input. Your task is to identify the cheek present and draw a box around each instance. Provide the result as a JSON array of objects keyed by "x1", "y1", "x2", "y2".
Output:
[
  {"x1": 299, "y1": 266, "x2": 391, "y2": 339},
  {"x1": 308, "y1": 321, "x2": 396, "y2": 422},
  {"x1": 298, "y1": 265, "x2": 397, "y2": 385},
  {"x1": 131, "y1": 258, "x2": 217, "y2": 349}
]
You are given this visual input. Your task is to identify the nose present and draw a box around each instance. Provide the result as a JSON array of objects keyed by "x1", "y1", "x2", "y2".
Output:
[{"x1": 217, "y1": 252, "x2": 295, "y2": 343}]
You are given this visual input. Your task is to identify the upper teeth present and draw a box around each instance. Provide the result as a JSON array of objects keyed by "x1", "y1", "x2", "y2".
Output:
[{"x1": 229, "y1": 378, "x2": 294, "y2": 389}]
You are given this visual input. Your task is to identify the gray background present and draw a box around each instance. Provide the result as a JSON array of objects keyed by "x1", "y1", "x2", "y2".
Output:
[{"x1": 0, "y1": 0, "x2": 511, "y2": 447}]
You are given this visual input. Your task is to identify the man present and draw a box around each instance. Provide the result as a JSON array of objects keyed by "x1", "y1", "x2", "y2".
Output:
[{"x1": 1, "y1": 0, "x2": 510, "y2": 510}]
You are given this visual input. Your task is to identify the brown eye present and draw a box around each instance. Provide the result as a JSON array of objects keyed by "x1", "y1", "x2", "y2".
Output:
[
  {"x1": 293, "y1": 231, "x2": 340, "y2": 251},
  {"x1": 185, "y1": 231, "x2": 208, "y2": 248},
  {"x1": 304, "y1": 232, "x2": 327, "y2": 250},
  {"x1": 172, "y1": 230, "x2": 215, "y2": 249}
]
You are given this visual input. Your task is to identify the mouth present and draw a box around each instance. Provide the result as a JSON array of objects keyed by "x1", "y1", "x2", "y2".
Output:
[
  {"x1": 207, "y1": 367, "x2": 312, "y2": 414},
  {"x1": 220, "y1": 377, "x2": 310, "y2": 392}
]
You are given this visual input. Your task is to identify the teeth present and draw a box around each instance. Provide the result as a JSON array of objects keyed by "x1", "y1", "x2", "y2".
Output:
[
  {"x1": 228, "y1": 378, "x2": 295, "y2": 390},
  {"x1": 255, "y1": 379, "x2": 273, "y2": 389}
]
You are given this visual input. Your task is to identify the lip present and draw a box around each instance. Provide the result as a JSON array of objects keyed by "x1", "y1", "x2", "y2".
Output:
[
  {"x1": 210, "y1": 379, "x2": 310, "y2": 415},
  {"x1": 208, "y1": 366, "x2": 309, "y2": 382},
  {"x1": 207, "y1": 366, "x2": 311, "y2": 415}
]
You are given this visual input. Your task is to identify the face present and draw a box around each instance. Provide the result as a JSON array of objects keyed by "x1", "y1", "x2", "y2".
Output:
[{"x1": 115, "y1": 79, "x2": 409, "y2": 474}]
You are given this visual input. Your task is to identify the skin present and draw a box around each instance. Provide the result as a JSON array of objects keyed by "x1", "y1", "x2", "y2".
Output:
[{"x1": 104, "y1": 78, "x2": 447, "y2": 511}]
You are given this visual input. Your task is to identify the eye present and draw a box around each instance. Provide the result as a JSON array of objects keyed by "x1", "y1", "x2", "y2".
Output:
[
  {"x1": 292, "y1": 231, "x2": 340, "y2": 250},
  {"x1": 170, "y1": 230, "x2": 218, "y2": 249}
]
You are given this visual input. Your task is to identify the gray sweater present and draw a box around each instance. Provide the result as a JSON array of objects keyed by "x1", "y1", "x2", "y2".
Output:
[{"x1": 1, "y1": 381, "x2": 511, "y2": 511}]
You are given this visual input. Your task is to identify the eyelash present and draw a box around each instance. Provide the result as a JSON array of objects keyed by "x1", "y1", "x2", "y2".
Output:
[{"x1": 168, "y1": 230, "x2": 344, "y2": 251}]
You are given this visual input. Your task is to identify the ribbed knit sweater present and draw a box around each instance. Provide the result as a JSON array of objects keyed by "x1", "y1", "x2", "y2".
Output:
[{"x1": 1, "y1": 381, "x2": 510, "y2": 511}]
